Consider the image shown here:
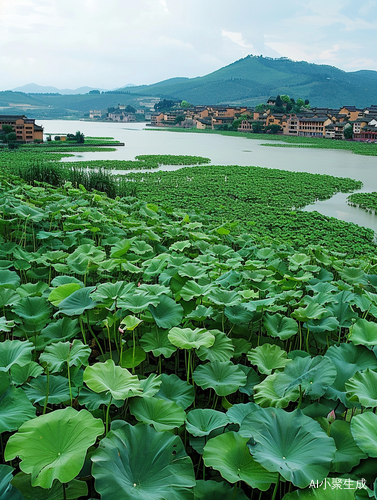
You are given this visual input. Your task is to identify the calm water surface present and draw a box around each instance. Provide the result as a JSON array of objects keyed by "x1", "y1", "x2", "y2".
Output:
[{"x1": 40, "y1": 120, "x2": 377, "y2": 232}]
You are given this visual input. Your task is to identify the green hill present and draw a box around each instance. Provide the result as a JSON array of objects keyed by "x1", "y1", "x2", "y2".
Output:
[{"x1": 123, "y1": 55, "x2": 377, "y2": 108}]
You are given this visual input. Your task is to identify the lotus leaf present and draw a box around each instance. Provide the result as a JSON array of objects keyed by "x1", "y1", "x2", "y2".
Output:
[
  {"x1": 78, "y1": 387, "x2": 123, "y2": 411},
  {"x1": 13, "y1": 297, "x2": 51, "y2": 326},
  {"x1": 283, "y1": 483, "x2": 357, "y2": 499},
  {"x1": 203, "y1": 431, "x2": 277, "y2": 490},
  {"x1": 12, "y1": 472, "x2": 88, "y2": 500},
  {"x1": 168, "y1": 327, "x2": 215, "y2": 350},
  {"x1": 238, "y1": 365, "x2": 261, "y2": 396},
  {"x1": 186, "y1": 409, "x2": 229, "y2": 437},
  {"x1": 224, "y1": 305, "x2": 254, "y2": 325},
  {"x1": 0, "y1": 269, "x2": 20, "y2": 289},
  {"x1": 351, "y1": 412, "x2": 377, "y2": 457},
  {"x1": 39, "y1": 317, "x2": 81, "y2": 344},
  {"x1": 83, "y1": 359, "x2": 142, "y2": 399},
  {"x1": 48, "y1": 283, "x2": 81, "y2": 306},
  {"x1": 39, "y1": 340, "x2": 90, "y2": 373},
  {"x1": 11, "y1": 362, "x2": 43, "y2": 386},
  {"x1": 193, "y1": 361, "x2": 247, "y2": 396},
  {"x1": 330, "y1": 420, "x2": 367, "y2": 473},
  {"x1": 120, "y1": 347, "x2": 146, "y2": 368},
  {"x1": 91, "y1": 421, "x2": 195, "y2": 499},
  {"x1": 196, "y1": 329, "x2": 234, "y2": 362},
  {"x1": 264, "y1": 313, "x2": 298, "y2": 340},
  {"x1": 57, "y1": 286, "x2": 97, "y2": 316},
  {"x1": 350, "y1": 318, "x2": 377, "y2": 347},
  {"x1": 227, "y1": 402, "x2": 260, "y2": 426},
  {"x1": 193, "y1": 480, "x2": 248, "y2": 500},
  {"x1": 253, "y1": 373, "x2": 300, "y2": 408},
  {"x1": 23, "y1": 375, "x2": 77, "y2": 404},
  {"x1": 139, "y1": 373, "x2": 162, "y2": 398},
  {"x1": 247, "y1": 344, "x2": 290, "y2": 375},
  {"x1": 4, "y1": 407, "x2": 104, "y2": 488},
  {"x1": 130, "y1": 396, "x2": 186, "y2": 431},
  {"x1": 240, "y1": 408, "x2": 336, "y2": 488},
  {"x1": 140, "y1": 329, "x2": 177, "y2": 358},
  {"x1": 0, "y1": 383, "x2": 36, "y2": 433},
  {"x1": 155, "y1": 373, "x2": 195, "y2": 409},
  {"x1": 0, "y1": 465, "x2": 24, "y2": 500},
  {"x1": 273, "y1": 355, "x2": 337, "y2": 399},
  {"x1": 0, "y1": 340, "x2": 33, "y2": 372},
  {"x1": 118, "y1": 292, "x2": 160, "y2": 313},
  {"x1": 149, "y1": 295, "x2": 184, "y2": 329},
  {"x1": 346, "y1": 369, "x2": 377, "y2": 407}
]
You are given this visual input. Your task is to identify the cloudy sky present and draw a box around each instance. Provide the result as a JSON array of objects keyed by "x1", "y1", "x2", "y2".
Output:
[{"x1": 1, "y1": 0, "x2": 377, "y2": 91}]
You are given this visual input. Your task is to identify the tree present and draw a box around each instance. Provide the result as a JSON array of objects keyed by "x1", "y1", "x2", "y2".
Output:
[
  {"x1": 252, "y1": 122, "x2": 264, "y2": 134},
  {"x1": 255, "y1": 104, "x2": 267, "y2": 112},
  {"x1": 280, "y1": 95, "x2": 291, "y2": 104},
  {"x1": 154, "y1": 99, "x2": 177, "y2": 112},
  {"x1": 174, "y1": 115, "x2": 185, "y2": 125},
  {"x1": 266, "y1": 124, "x2": 281, "y2": 134},
  {"x1": 125, "y1": 105, "x2": 136, "y2": 113},
  {"x1": 344, "y1": 124, "x2": 353, "y2": 140},
  {"x1": 75, "y1": 131, "x2": 85, "y2": 143},
  {"x1": 181, "y1": 100, "x2": 191, "y2": 109},
  {"x1": 89, "y1": 90, "x2": 100, "y2": 94}
]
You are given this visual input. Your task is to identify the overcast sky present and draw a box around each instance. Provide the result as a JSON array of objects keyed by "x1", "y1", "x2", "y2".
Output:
[{"x1": 1, "y1": 0, "x2": 377, "y2": 91}]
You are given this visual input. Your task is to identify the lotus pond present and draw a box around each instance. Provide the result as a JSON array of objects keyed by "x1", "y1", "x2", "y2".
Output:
[{"x1": 1, "y1": 163, "x2": 377, "y2": 500}]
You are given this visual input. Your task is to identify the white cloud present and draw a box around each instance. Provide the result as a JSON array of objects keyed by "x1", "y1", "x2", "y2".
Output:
[{"x1": 221, "y1": 30, "x2": 253, "y2": 49}]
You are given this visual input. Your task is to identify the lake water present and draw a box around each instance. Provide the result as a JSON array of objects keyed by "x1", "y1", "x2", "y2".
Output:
[{"x1": 40, "y1": 120, "x2": 377, "y2": 232}]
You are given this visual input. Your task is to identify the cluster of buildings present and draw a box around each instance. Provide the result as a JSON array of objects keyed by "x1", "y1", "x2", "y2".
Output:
[
  {"x1": 90, "y1": 104, "x2": 152, "y2": 122},
  {"x1": 150, "y1": 103, "x2": 377, "y2": 142},
  {"x1": 0, "y1": 115, "x2": 43, "y2": 143}
]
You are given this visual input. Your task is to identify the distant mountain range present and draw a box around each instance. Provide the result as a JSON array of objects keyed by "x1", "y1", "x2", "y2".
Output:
[
  {"x1": 2, "y1": 55, "x2": 377, "y2": 119},
  {"x1": 120, "y1": 55, "x2": 377, "y2": 108},
  {"x1": 11, "y1": 84, "x2": 109, "y2": 95}
]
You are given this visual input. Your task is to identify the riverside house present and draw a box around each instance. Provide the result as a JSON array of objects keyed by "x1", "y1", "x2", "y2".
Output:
[{"x1": 0, "y1": 115, "x2": 43, "y2": 143}]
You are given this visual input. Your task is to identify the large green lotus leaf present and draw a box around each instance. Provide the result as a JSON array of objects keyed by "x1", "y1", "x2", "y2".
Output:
[
  {"x1": 48, "y1": 283, "x2": 82, "y2": 307},
  {"x1": 57, "y1": 287, "x2": 97, "y2": 316},
  {"x1": 273, "y1": 356, "x2": 337, "y2": 399},
  {"x1": 350, "y1": 319, "x2": 377, "y2": 347},
  {"x1": 194, "y1": 480, "x2": 248, "y2": 500},
  {"x1": 178, "y1": 263, "x2": 207, "y2": 280},
  {"x1": 0, "y1": 270, "x2": 20, "y2": 289},
  {"x1": 39, "y1": 340, "x2": 90, "y2": 373},
  {"x1": 148, "y1": 295, "x2": 184, "y2": 329},
  {"x1": 50, "y1": 276, "x2": 83, "y2": 287},
  {"x1": 11, "y1": 362, "x2": 43, "y2": 386},
  {"x1": 330, "y1": 420, "x2": 367, "y2": 473},
  {"x1": 180, "y1": 281, "x2": 212, "y2": 301},
  {"x1": 118, "y1": 292, "x2": 160, "y2": 313},
  {"x1": 238, "y1": 365, "x2": 261, "y2": 396},
  {"x1": 84, "y1": 359, "x2": 142, "y2": 400},
  {"x1": 92, "y1": 420, "x2": 195, "y2": 499},
  {"x1": 203, "y1": 431, "x2": 277, "y2": 490},
  {"x1": 224, "y1": 305, "x2": 254, "y2": 325},
  {"x1": 78, "y1": 387, "x2": 123, "y2": 411},
  {"x1": 0, "y1": 340, "x2": 34, "y2": 372},
  {"x1": 168, "y1": 327, "x2": 215, "y2": 350},
  {"x1": 291, "y1": 302, "x2": 327, "y2": 322},
  {"x1": 91, "y1": 281, "x2": 136, "y2": 308},
  {"x1": 305, "y1": 315, "x2": 340, "y2": 333},
  {"x1": 264, "y1": 313, "x2": 298, "y2": 340},
  {"x1": 193, "y1": 361, "x2": 247, "y2": 396},
  {"x1": 0, "y1": 316, "x2": 16, "y2": 332},
  {"x1": 23, "y1": 375, "x2": 77, "y2": 405},
  {"x1": 39, "y1": 317, "x2": 81, "y2": 345},
  {"x1": 351, "y1": 413, "x2": 377, "y2": 457},
  {"x1": 283, "y1": 483, "x2": 357, "y2": 499},
  {"x1": 0, "y1": 373, "x2": 36, "y2": 431},
  {"x1": 325, "y1": 343, "x2": 377, "y2": 405},
  {"x1": 207, "y1": 289, "x2": 241, "y2": 307},
  {"x1": 12, "y1": 472, "x2": 87, "y2": 500},
  {"x1": 253, "y1": 373, "x2": 300, "y2": 408},
  {"x1": 186, "y1": 409, "x2": 229, "y2": 437},
  {"x1": 139, "y1": 374, "x2": 162, "y2": 398},
  {"x1": 120, "y1": 315, "x2": 143, "y2": 331},
  {"x1": 0, "y1": 288, "x2": 21, "y2": 308},
  {"x1": 140, "y1": 329, "x2": 177, "y2": 358},
  {"x1": 247, "y1": 344, "x2": 290, "y2": 375},
  {"x1": 346, "y1": 369, "x2": 377, "y2": 407},
  {"x1": 13, "y1": 297, "x2": 51, "y2": 326},
  {"x1": 4, "y1": 407, "x2": 104, "y2": 489},
  {"x1": 138, "y1": 284, "x2": 170, "y2": 297},
  {"x1": 129, "y1": 397, "x2": 186, "y2": 431},
  {"x1": 0, "y1": 465, "x2": 24, "y2": 500},
  {"x1": 109, "y1": 239, "x2": 133, "y2": 258},
  {"x1": 227, "y1": 403, "x2": 260, "y2": 426},
  {"x1": 155, "y1": 373, "x2": 194, "y2": 409},
  {"x1": 239, "y1": 408, "x2": 336, "y2": 488},
  {"x1": 197, "y1": 329, "x2": 234, "y2": 362},
  {"x1": 120, "y1": 347, "x2": 146, "y2": 369},
  {"x1": 186, "y1": 305, "x2": 214, "y2": 321}
]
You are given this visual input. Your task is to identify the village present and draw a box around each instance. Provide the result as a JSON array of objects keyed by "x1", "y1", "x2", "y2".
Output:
[{"x1": 149, "y1": 98, "x2": 377, "y2": 142}]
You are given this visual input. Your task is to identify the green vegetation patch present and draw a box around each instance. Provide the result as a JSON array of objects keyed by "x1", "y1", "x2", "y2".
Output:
[{"x1": 347, "y1": 192, "x2": 377, "y2": 213}]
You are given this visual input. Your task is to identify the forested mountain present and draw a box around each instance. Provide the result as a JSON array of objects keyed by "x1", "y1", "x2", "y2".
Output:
[{"x1": 122, "y1": 55, "x2": 377, "y2": 108}]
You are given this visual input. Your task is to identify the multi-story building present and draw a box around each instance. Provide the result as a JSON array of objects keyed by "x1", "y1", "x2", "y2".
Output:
[{"x1": 0, "y1": 115, "x2": 43, "y2": 143}]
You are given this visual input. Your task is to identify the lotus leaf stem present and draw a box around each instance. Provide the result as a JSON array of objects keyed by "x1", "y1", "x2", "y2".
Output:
[{"x1": 271, "y1": 474, "x2": 280, "y2": 500}]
